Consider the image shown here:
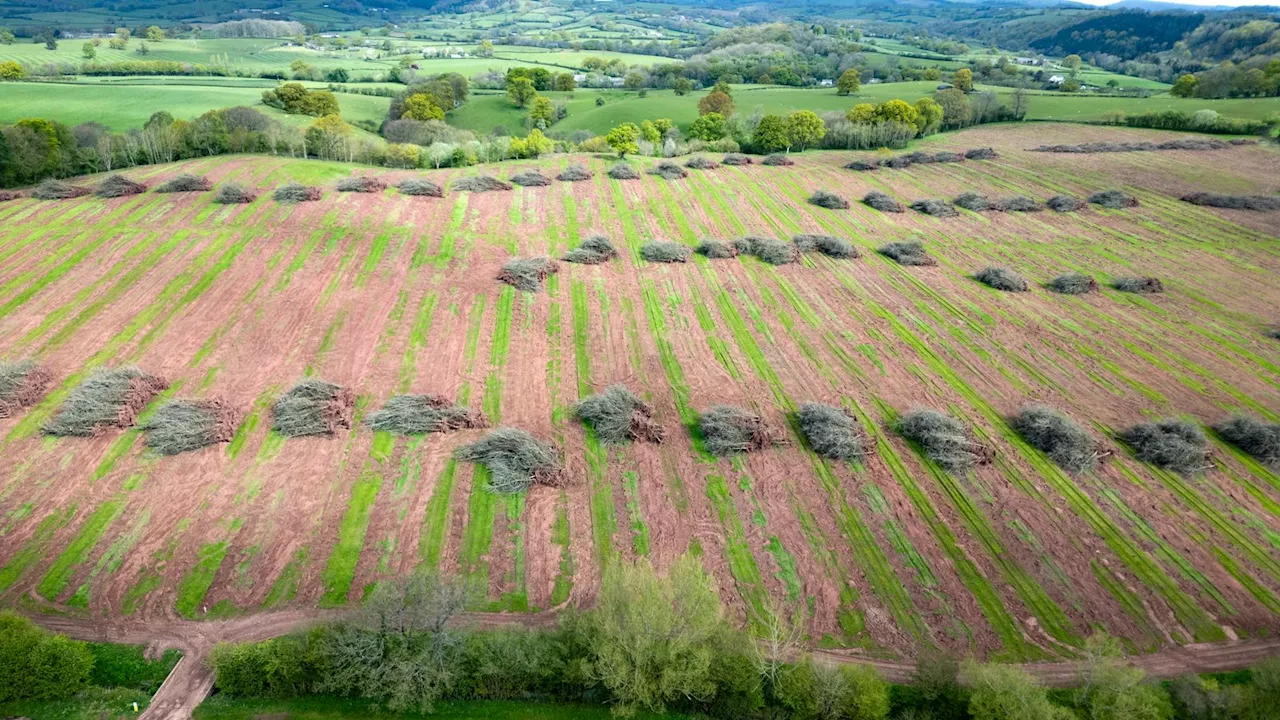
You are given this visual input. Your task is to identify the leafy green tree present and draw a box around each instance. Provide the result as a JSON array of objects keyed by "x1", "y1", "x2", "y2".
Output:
[
  {"x1": 874, "y1": 99, "x2": 920, "y2": 127},
  {"x1": 698, "y1": 90, "x2": 735, "y2": 117},
  {"x1": 136, "y1": 41, "x2": 149, "y2": 55},
  {"x1": 326, "y1": 68, "x2": 349, "y2": 83},
  {"x1": 846, "y1": 103, "x2": 876, "y2": 123},
  {"x1": 0, "y1": 27, "x2": 14, "y2": 45},
  {"x1": 673, "y1": 77, "x2": 693, "y2": 96},
  {"x1": 624, "y1": 71, "x2": 646, "y2": 90},
  {"x1": 639, "y1": 120, "x2": 661, "y2": 144},
  {"x1": 528, "y1": 96, "x2": 556, "y2": 128},
  {"x1": 1064, "y1": 54, "x2": 1083, "y2": 71},
  {"x1": 963, "y1": 661, "x2": 1074, "y2": 720},
  {"x1": 0, "y1": 612, "x2": 93, "y2": 702},
  {"x1": 403, "y1": 94, "x2": 444, "y2": 121},
  {"x1": 652, "y1": 118, "x2": 674, "y2": 137},
  {"x1": 1061, "y1": 78, "x2": 1081, "y2": 93},
  {"x1": 953, "y1": 67, "x2": 974, "y2": 92},
  {"x1": 581, "y1": 555, "x2": 729, "y2": 716},
  {"x1": 786, "y1": 110, "x2": 825, "y2": 150},
  {"x1": 554, "y1": 72, "x2": 575, "y2": 91},
  {"x1": 689, "y1": 112, "x2": 728, "y2": 141},
  {"x1": 713, "y1": 79, "x2": 732, "y2": 95},
  {"x1": 506, "y1": 76, "x2": 537, "y2": 108},
  {"x1": 1075, "y1": 635, "x2": 1173, "y2": 720},
  {"x1": 752, "y1": 114, "x2": 789, "y2": 153},
  {"x1": 837, "y1": 68, "x2": 861, "y2": 95},
  {"x1": 0, "y1": 60, "x2": 23, "y2": 79},
  {"x1": 82, "y1": 41, "x2": 95, "y2": 59},
  {"x1": 605, "y1": 122, "x2": 640, "y2": 158},
  {"x1": 146, "y1": 25, "x2": 164, "y2": 41},
  {"x1": 1171, "y1": 74, "x2": 1199, "y2": 98},
  {"x1": 914, "y1": 97, "x2": 943, "y2": 133}
]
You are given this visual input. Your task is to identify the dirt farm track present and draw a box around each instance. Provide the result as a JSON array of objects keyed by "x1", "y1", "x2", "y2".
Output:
[{"x1": 1, "y1": 123, "x2": 1279, "y2": 668}]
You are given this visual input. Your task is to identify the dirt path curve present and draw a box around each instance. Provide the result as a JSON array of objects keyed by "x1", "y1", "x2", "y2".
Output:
[{"x1": 26, "y1": 610, "x2": 1280, "y2": 719}]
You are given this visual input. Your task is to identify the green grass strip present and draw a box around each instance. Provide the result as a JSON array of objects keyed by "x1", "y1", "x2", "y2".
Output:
[
  {"x1": 0, "y1": 506, "x2": 76, "y2": 592},
  {"x1": 174, "y1": 541, "x2": 230, "y2": 618},
  {"x1": 319, "y1": 432, "x2": 395, "y2": 607},
  {"x1": 35, "y1": 499, "x2": 126, "y2": 601}
]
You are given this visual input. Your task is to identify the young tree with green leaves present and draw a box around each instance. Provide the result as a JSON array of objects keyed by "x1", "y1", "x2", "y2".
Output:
[
  {"x1": 605, "y1": 122, "x2": 640, "y2": 159},
  {"x1": 786, "y1": 110, "x2": 825, "y2": 150},
  {"x1": 963, "y1": 661, "x2": 1074, "y2": 720},
  {"x1": 698, "y1": 90, "x2": 735, "y2": 117},
  {"x1": 81, "y1": 41, "x2": 95, "y2": 59},
  {"x1": 953, "y1": 67, "x2": 974, "y2": 92},
  {"x1": 673, "y1": 77, "x2": 693, "y2": 96},
  {"x1": 506, "y1": 76, "x2": 537, "y2": 108},
  {"x1": 1171, "y1": 74, "x2": 1199, "y2": 98},
  {"x1": 753, "y1": 114, "x2": 790, "y2": 153},
  {"x1": 689, "y1": 112, "x2": 728, "y2": 141},
  {"x1": 528, "y1": 96, "x2": 556, "y2": 128},
  {"x1": 837, "y1": 68, "x2": 861, "y2": 95}
]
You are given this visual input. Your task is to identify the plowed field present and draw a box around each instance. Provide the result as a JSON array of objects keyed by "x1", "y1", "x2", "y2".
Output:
[{"x1": 1, "y1": 123, "x2": 1278, "y2": 662}]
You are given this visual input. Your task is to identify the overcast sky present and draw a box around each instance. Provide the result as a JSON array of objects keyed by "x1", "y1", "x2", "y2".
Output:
[{"x1": 1071, "y1": 0, "x2": 1276, "y2": 5}]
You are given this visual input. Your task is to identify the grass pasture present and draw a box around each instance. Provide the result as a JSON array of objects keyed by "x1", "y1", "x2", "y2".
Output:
[{"x1": 0, "y1": 124, "x2": 1277, "y2": 663}]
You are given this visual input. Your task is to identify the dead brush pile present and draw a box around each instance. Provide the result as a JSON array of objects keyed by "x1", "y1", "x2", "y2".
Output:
[
  {"x1": 1113, "y1": 276, "x2": 1164, "y2": 294},
  {"x1": 1216, "y1": 415, "x2": 1280, "y2": 470},
  {"x1": 954, "y1": 192, "x2": 991, "y2": 211},
  {"x1": 95, "y1": 174, "x2": 147, "y2": 198},
  {"x1": 738, "y1": 236, "x2": 798, "y2": 265},
  {"x1": 761, "y1": 154, "x2": 794, "y2": 167},
  {"x1": 700, "y1": 405, "x2": 788, "y2": 456},
  {"x1": 722, "y1": 153, "x2": 752, "y2": 166},
  {"x1": 141, "y1": 399, "x2": 241, "y2": 455},
  {"x1": 685, "y1": 156, "x2": 720, "y2": 170},
  {"x1": 498, "y1": 257, "x2": 558, "y2": 291},
  {"x1": 647, "y1": 161, "x2": 688, "y2": 180},
  {"x1": 809, "y1": 190, "x2": 850, "y2": 209},
  {"x1": 975, "y1": 266, "x2": 1029, "y2": 292},
  {"x1": 32, "y1": 180, "x2": 91, "y2": 200},
  {"x1": 0, "y1": 360, "x2": 53, "y2": 418},
  {"x1": 43, "y1": 367, "x2": 169, "y2": 436},
  {"x1": 896, "y1": 409, "x2": 993, "y2": 472},
  {"x1": 367, "y1": 394, "x2": 488, "y2": 435},
  {"x1": 884, "y1": 155, "x2": 915, "y2": 169},
  {"x1": 1181, "y1": 193, "x2": 1280, "y2": 211},
  {"x1": 336, "y1": 176, "x2": 387, "y2": 193},
  {"x1": 452, "y1": 175, "x2": 512, "y2": 192},
  {"x1": 273, "y1": 183, "x2": 322, "y2": 203},
  {"x1": 794, "y1": 234, "x2": 858, "y2": 259},
  {"x1": 863, "y1": 191, "x2": 905, "y2": 213},
  {"x1": 1010, "y1": 405, "x2": 1107, "y2": 474},
  {"x1": 640, "y1": 241, "x2": 692, "y2": 263},
  {"x1": 696, "y1": 240, "x2": 738, "y2": 259},
  {"x1": 271, "y1": 379, "x2": 355, "y2": 437},
  {"x1": 213, "y1": 183, "x2": 256, "y2": 204},
  {"x1": 1048, "y1": 272, "x2": 1099, "y2": 295},
  {"x1": 798, "y1": 402, "x2": 867, "y2": 461},
  {"x1": 996, "y1": 195, "x2": 1042, "y2": 212},
  {"x1": 510, "y1": 170, "x2": 552, "y2": 187},
  {"x1": 879, "y1": 241, "x2": 935, "y2": 266},
  {"x1": 1031, "y1": 138, "x2": 1229, "y2": 153},
  {"x1": 607, "y1": 163, "x2": 641, "y2": 180},
  {"x1": 844, "y1": 159, "x2": 879, "y2": 171},
  {"x1": 1088, "y1": 190, "x2": 1139, "y2": 208},
  {"x1": 1121, "y1": 418, "x2": 1211, "y2": 475},
  {"x1": 574, "y1": 385, "x2": 665, "y2": 444},
  {"x1": 934, "y1": 151, "x2": 966, "y2": 163},
  {"x1": 154, "y1": 174, "x2": 213, "y2": 193},
  {"x1": 964, "y1": 147, "x2": 998, "y2": 160},
  {"x1": 0, "y1": 190, "x2": 22, "y2": 202},
  {"x1": 1046, "y1": 195, "x2": 1085, "y2": 212},
  {"x1": 454, "y1": 428, "x2": 563, "y2": 493},
  {"x1": 397, "y1": 178, "x2": 444, "y2": 197},
  {"x1": 911, "y1": 199, "x2": 958, "y2": 217},
  {"x1": 557, "y1": 164, "x2": 594, "y2": 182},
  {"x1": 563, "y1": 236, "x2": 618, "y2": 265}
]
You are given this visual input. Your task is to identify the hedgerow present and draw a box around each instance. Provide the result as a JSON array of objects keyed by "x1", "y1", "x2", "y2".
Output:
[
  {"x1": 1181, "y1": 193, "x2": 1280, "y2": 211},
  {"x1": 761, "y1": 154, "x2": 794, "y2": 166},
  {"x1": 1048, "y1": 272, "x2": 1099, "y2": 295},
  {"x1": 454, "y1": 428, "x2": 563, "y2": 493},
  {"x1": 1046, "y1": 195, "x2": 1084, "y2": 212},
  {"x1": 94, "y1": 174, "x2": 147, "y2": 198},
  {"x1": 1120, "y1": 418, "x2": 1210, "y2": 475},
  {"x1": 700, "y1": 405, "x2": 787, "y2": 456},
  {"x1": 336, "y1": 176, "x2": 387, "y2": 193},
  {"x1": 271, "y1": 379, "x2": 355, "y2": 437},
  {"x1": 0, "y1": 612, "x2": 93, "y2": 702},
  {"x1": 397, "y1": 178, "x2": 444, "y2": 197},
  {"x1": 896, "y1": 409, "x2": 993, "y2": 473},
  {"x1": 574, "y1": 385, "x2": 665, "y2": 444},
  {"x1": 722, "y1": 153, "x2": 752, "y2": 166},
  {"x1": 366, "y1": 394, "x2": 488, "y2": 435},
  {"x1": 453, "y1": 175, "x2": 512, "y2": 192},
  {"x1": 863, "y1": 191, "x2": 905, "y2": 213},
  {"x1": 498, "y1": 257, "x2": 558, "y2": 291},
  {"x1": 695, "y1": 240, "x2": 738, "y2": 259},
  {"x1": 685, "y1": 156, "x2": 720, "y2": 170},
  {"x1": 794, "y1": 234, "x2": 858, "y2": 259},
  {"x1": 974, "y1": 266, "x2": 1029, "y2": 292},
  {"x1": 0, "y1": 360, "x2": 52, "y2": 418},
  {"x1": 43, "y1": 367, "x2": 169, "y2": 437},
  {"x1": 213, "y1": 183, "x2": 256, "y2": 204},
  {"x1": 557, "y1": 164, "x2": 594, "y2": 182},
  {"x1": 879, "y1": 241, "x2": 935, "y2": 266},
  {"x1": 809, "y1": 190, "x2": 850, "y2": 209},
  {"x1": 1215, "y1": 415, "x2": 1280, "y2": 470},
  {"x1": 647, "y1": 162, "x2": 688, "y2": 180},
  {"x1": 510, "y1": 170, "x2": 552, "y2": 187},
  {"x1": 607, "y1": 163, "x2": 641, "y2": 180},
  {"x1": 1010, "y1": 405, "x2": 1105, "y2": 474},
  {"x1": 154, "y1": 174, "x2": 212, "y2": 193},
  {"x1": 910, "y1": 199, "x2": 958, "y2": 217},
  {"x1": 31, "y1": 180, "x2": 91, "y2": 200},
  {"x1": 563, "y1": 236, "x2": 618, "y2": 265},
  {"x1": 1113, "y1": 276, "x2": 1164, "y2": 294},
  {"x1": 273, "y1": 183, "x2": 322, "y2": 203},
  {"x1": 640, "y1": 241, "x2": 691, "y2": 263},
  {"x1": 1088, "y1": 190, "x2": 1138, "y2": 209},
  {"x1": 141, "y1": 399, "x2": 241, "y2": 455},
  {"x1": 997, "y1": 195, "x2": 1042, "y2": 212},
  {"x1": 798, "y1": 402, "x2": 867, "y2": 461},
  {"x1": 737, "y1": 236, "x2": 798, "y2": 265}
]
